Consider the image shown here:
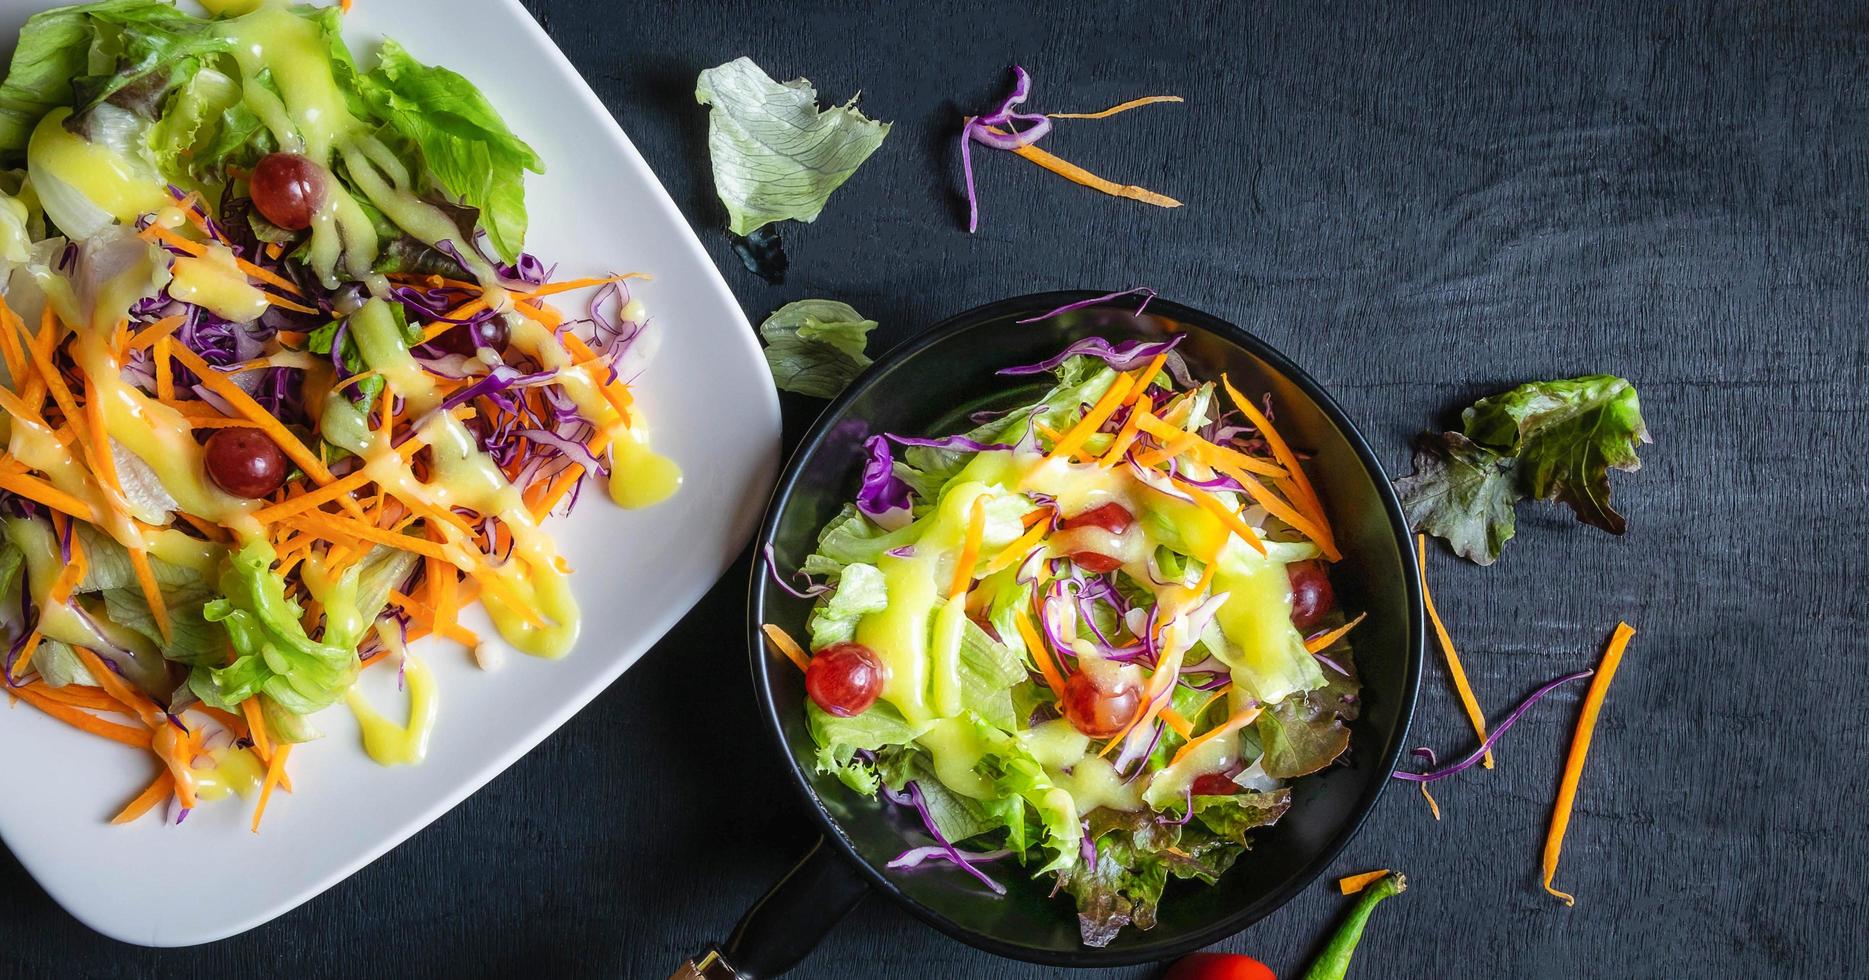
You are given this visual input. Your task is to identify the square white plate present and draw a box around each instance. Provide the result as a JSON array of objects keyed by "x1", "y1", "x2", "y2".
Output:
[{"x1": 0, "y1": 0, "x2": 778, "y2": 947}]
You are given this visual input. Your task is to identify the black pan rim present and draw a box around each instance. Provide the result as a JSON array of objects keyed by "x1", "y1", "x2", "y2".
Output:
[{"x1": 745, "y1": 289, "x2": 1426, "y2": 968}]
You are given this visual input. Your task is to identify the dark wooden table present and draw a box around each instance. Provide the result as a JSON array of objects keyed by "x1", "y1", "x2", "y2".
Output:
[{"x1": 5, "y1": 1, "x2": 1862, "y2": 977}]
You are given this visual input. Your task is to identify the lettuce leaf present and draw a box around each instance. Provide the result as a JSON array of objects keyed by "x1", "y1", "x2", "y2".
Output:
[
  {"x1": 101, "y1": 583, "x2": 220, "y2": 666},
  {"x1": 357, "y1": 38, "x2": 543, "y2": 263},
  {"x1": 798, "y1": 503, "x2": 918, "y2": 580},
  {"x1": 758, "y1": 299, "x2": 876, "y2": 398},
  {"x1": 806, "y1": 561, "x2": 886, "y2": 649},
  {"x1": 191, "y1": 542, "x2": 358, "y2": 715},
  {"x1": 1192, "y1": 789, "x2": 1292, "y2": 845},
  {"x1": 1064, "y1": 808, "x2": 1243, "y2": 947},
  {"x1": 694, "y1": 57, "x2": 890, "y2": 237},
  {"x1": 1398, "y1": 375, "x2": 1649, "y2": 564}
]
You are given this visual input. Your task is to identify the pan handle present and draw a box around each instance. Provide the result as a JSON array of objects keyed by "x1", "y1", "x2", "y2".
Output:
[{"x1": 671, "y1": 836, "x2": 869, "y2": 980}]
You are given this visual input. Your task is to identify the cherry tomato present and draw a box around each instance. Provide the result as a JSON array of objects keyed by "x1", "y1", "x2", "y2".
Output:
[
  {"x1": 805, "y1": 642, "x2": 885, "y2": 717},
  {"x1": 1164, "y1": 952, "x2": 1278, "y2": 980},
  {"x1": 1287, "y1": 560, "x2": 1334, "y2": 631},
  {"x1": 203, "y1": 428, "x2": 289, "y2": 498},
  {"x1": 1190, "y1": 772, "x2": 1240, "y2": 796},
  {"x1": 1060, "y1": 501, "x2": 1135, "y2": 535},
  {"x1": 1070, "y1": 551, "x2": 1124, "y2": 574},
  {"x1": 1060, "y1": 670, "x2": 1140, "y2": 738},
  {"x1": 248, "y1": 153, "x2": 325, "y2": 231}
]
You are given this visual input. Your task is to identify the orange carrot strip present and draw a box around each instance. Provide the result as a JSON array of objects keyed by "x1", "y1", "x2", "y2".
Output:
[
  {"x1": 1130, "y1": 410, "x2": 1288, "y2": 478},
  {"x1": 0, "y1": 461, "x2": 99, "y2": 521},
  {"x1": 284, "y1": 511, "x2": 453, "y2": 561},
  {"x1": 262, "y1": 291, "x2": 318, "y2": 315},
  {"x1": 1420, "y1": 782, "x2": 1442, "y2": 820},
  {"x1": 110, "y1": 771, "x2": 173, "y2": 824},
  {"x1": 125, "y1": 314, "x2": 186, "y2": 352},
  {"x1": 250, "y1": 742, "x2": 292, "y2": 833},
  {"x1": 948, "y1": 497, "x2": 988, "y2": 598},
  {"x1": 1213, "y1": 461, "x2": 1342, "y2": 560},
  {"x1": 1543, "y1": 622, "x2": 1637, "y2": 906},
  {"x1": 1044, "y1": 372, "x2": 1136, "y2": 463},
  {"x1": 154, "y1": 336, "x2": 175, "y2": 401},
  {"x1": 240, "y1": 697, "x2": 273, "y2": 762},
  {"x1": 1174, "y1": 478, "x2": 1269, "y2": 556},
  {"x1": 761, "y1": 623, "x2": 812, "y2": 673},
  {"x1": 1047, "y1": 95, "x2": 1185, "y2": 120},
  {"x1": 981, "y1": 517, "x2": 1049, "y2": 576},
  {"x1": 1337, "y1": 869, "x2": 1391, "y2": 895},
  {"x1": 22, "y1": 683, "x2": 129, "y2": 714},
  {"x1": 12, "y1": 685, "x2": 151, "y2": 748},
  {"x1": 985, "y1": 128, "x2": 1182, "y2": 208},
  {"x1": 1418, "y1": 536, "x2": 1493, "y2": 768},
  {"x1": 1097, "y1": 392, "x2": 1151, "y2": 469},
  {"x1": 1304, "y1": 612, "x2": 1368, "y2": 654},
  {"x1": 1221, "y1": 375, "x2": 1333, "y2": 541},
  {"x1": 1159, "y1": 706, "x2": 1194, "y2": 739},
  {"x1": 10, "y1": 630, "x2": 43, "y2": 680},
  {"x1": 1168, "y1": 705, "x2": 1262, "y2": 768},
  {"x1": 1132, "y1": 430, "x2": 1203, "y2": 468},
  {"x1": 1012, "y1": 607, "x2": 1067, "y2": 699}
]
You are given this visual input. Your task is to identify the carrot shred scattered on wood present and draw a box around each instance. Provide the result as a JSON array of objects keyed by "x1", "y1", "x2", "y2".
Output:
[
  {"x1": 1420, "y1": 782, "x2": 1442, "y2": 820},
  {"x1": 1305, "y1": 612, "x2": 1368, "y2": 654},
  {"x1": 1013, "y1": 607, "x2": 1067, "y2": 699},
  {"x1": 110, "y1": 772, "x2": 174, "y2": 825},
  {"x1": 1542, "y1": 622, "x2": 1636, "y2": 906},
  {"x1": 761, "y1": 623, "x2": 812, "y2": 673},
  {"x1": 1047, "y1": 95, "x2": 1186, "y2": 120},
  {"x1": 985, "y1": 127, "x2": 1183, "y2": 208},
  {"x1": 1418, "y1": 535, "x2": 1494, "y2": 768},
  {"x1": 1337, "y1": 869, "x2": 1391, "y2": 895}
]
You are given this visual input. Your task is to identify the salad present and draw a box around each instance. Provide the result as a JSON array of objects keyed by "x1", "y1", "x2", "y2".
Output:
[
  {"x1": 766, "y1": 325, "x2": 1366, "y2": 946},
  {"x1": 0, "y1": 0, "x2": 678, "y2": 828}
]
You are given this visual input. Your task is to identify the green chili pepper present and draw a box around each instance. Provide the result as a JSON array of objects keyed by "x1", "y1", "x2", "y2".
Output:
[{"x1": 1301, "y1": 872, "x2": 1407, "y2": 980}]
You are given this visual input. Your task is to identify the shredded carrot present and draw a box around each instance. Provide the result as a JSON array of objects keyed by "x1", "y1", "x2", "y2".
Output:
[
  {"x1": 1159, "y1": 706, "x2": 1194, "y2": 739},
  {"x1": 1543, "y1": 622, "x2": 1636, "y2": 906},
  {"x1": 388, "y1": 589, "x2": 480, "y2": 646},
  {"x1": 1168, "y1": 704, "x2": 1262, "y2": 768},
  {"x1": 21, "y1": 683, "x2": 129, "y2": 714},
  {"x1": 1131, "y1": 411, "x2": 1287, "y2": 478},
  {"x1": 1337, "y1": 869, "x2": 1391, "y2": 895},
  {"x1": 562, "y1": 332, "x2": 634, "y2": 423},
  {"x1": 12, "y1": 685, "x2": 151, "y2": 748},
  {"x1": 1174, "y1": 478, "x2": 1269, "y2": 556},
  {"x1": 284, "y1": 511, "x2": 453, "y2": 562},
  {"x1": 762, "y1": 623, "x2": 812, "y2": 673},
  {"x1": 1098, "y1": 392, "x2": 1151, "y2": 468},
  {"x1": 948, "y1": 497, "x2": 988, "y2": 598},
  {"x1": 1045, "y1": 371, "x2": 1137, "y2": 463},
  {"x1": 0, "y1": 299, "x2": 28, "y2": 381},
  {"x1": 251, "y1": 742, "x2": 292, "y2": 833},
  {"x1": 261, "y1": 291, "x2": 318, "y2": 315},
  {"x1": 126, "y1": 547, "x2": 174, "y2": 644},
  {"x1": 154, "y1": 336, "x2": 175, "y2": 401},
  {"x1": 110, "y1": 772, "x2": 174, "y2": 825},
  {"x1": 1213, "y1": 462, "x2": 1342, "y2": 560},
  {"x1": 1048, "y1": 95, "x2": 1186, "y2": 120},
  {"x1": 142, "y1": 224, "x2": 304, "y2": 296},
  {"x1": 985, "y1": 127, "x2": 1182, "y2": 208},
  {"x1": 1100, "y1": 644, "x2": 1186, "y2": 758},
  {"x1": 125, "y1": 314, "x2": 186, "y2": 352},
  {"x1": 1304, "y1": 612, "x2": 1368, "y2": 654},
  {"x1": 23, "y1": 309, "x2": 87, "y2": 457},
  {"x1": 980, "y1": 517, "x2": 1049, "y2": 576},
  {"x1": 1420, "y1": 782, "x2": 1442, "y2": 820},
  {"x1": 1132, "y1": 430, "x2": 1203, "y2": 468},
  {"x1": 0, "y1": 461, "x2": 100, "y2": 521},
  {"x1": 1418, "y1": 536, "x2": 1493, "y2": 768},
  {"x1": 1221, "y1": 375, "x2": 1334, "y2": 546},
  {"x1": 9, "y1": 630, "x2": 43, "y2": 680},
  {"x1": 1012, "y1": 607, "x2": 1067, "y2": 698}
]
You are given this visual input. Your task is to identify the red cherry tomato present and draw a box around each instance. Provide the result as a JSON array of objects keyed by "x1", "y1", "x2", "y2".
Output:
[
  {"x1": 1060, "y1": 501, "x2": 1135, "y2": 535},
  {"x1": 805, "y1": 642, "x2": 885, "y2": 717},
  {"x1": 1164, "y1": 952, "x2": 1277, "y2": 980},
  {"x1": 1060, "y1": 671, "x2": 1140, "y2": 738},
  {"x1": 1190, "y1": 772, "x2": 1240, "y2": 796},
  {"x1": 1070, "y1": 551, "x2": 1124, "y2": 574},
  {"x1": 203, "y1": 427, "x2": 289, "y2": 498},
  {"x1": 248, "y1": 152, "x2": 325, "y2": 230},
  {"x1": 1287, "y1": 560, "x2": 1334, "y2": 631}
]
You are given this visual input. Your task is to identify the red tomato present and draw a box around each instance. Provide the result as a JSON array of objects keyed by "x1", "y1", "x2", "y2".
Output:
[
  {"x1": 1070, "y1": 551, "x2": 1125, "y2": 574},
  {"x1": 1287, "y1": 560, "x2": 1334, "y2": 631},
  {"x1": 1060, "y1": 671, "x2": 1140, "y2": 738},
  {"x1": 804, "y1": 642, "x2": 885, "y2": 717},
  {"x1": 1164, "y1": 952, "x2": 1278, "y2": 980},
  {"x1": 1060, "y1": 501, "x2": 1135, "y2": 535},
  {"x1": 1190, "y1": 772, "x2": 1240, "y2": 796}
]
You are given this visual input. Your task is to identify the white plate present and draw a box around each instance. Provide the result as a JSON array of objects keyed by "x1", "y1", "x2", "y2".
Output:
[{"x1": 0, "y1": 0, "x2": 778, "y2": 947}]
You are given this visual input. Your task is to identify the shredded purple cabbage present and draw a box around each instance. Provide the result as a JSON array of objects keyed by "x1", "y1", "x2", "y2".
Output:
[
  {"x1": 763, "y1": 544, "x2": 831, "y2": 599},
  {"x1": 856, "y1": 436, "x2": 914, "y2": 530},
  {"x1": 888, "y1": 781, "x2": 1007, "y2": 895},
  {"x1": 882, "y1": 432, "x2": 1014, "y2": 453},
  {"x1": 1012, "y1": 287, "x2": 1159, "y2": 326},
  {"x1": 999, "y1": 329, "x2": 1180, "y2": 376},
  {"x1": 959, "y1": 66, "x2": 1054, "y2": 232},
  {"x1": 1392, "y1": 669, "x2": 1596, "y2": 783}
]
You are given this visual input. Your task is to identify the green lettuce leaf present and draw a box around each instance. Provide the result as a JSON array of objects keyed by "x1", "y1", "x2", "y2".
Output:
[
  {"x1": 101, "y1": 583, "x2": 220, "y2": 666},
  {"x1": 191, "y1": 542, "x2": 358, "y2": 715},
  {"x1": 896, "y1": 358, "x2": 1116, "y2": 502},
  {"x1": 799, "y1": 503, "x2": 918, "y2": 580},
  {"x1": 0, "y1": 539, "x2": 21, "y2": 607},
  {"x1": 1065, "y1": 809, "x2": 1244, "y2": 947},
  {"x1": 357, "y1": 38, "x2": 543, "y2": 263},
  {"x1": 806, "y1": 561, "x2": 888, "y2": 649},
  {"x1": 809, "y1": 698, "x2": 927, "y2": 794},
  {"x1": 1256, "y1": 690, "x2": 1353, "y2": 780},
  {"x1": 0, "y1": 0, "x2": 230, "y2": 158},
  {"x1": 31, "y1": 638, "x2": 95, "y2": 688},
  {"x1": 1192, "y1": 789, "x2": 1292, "y2": 845},
  {"x1": 758, "y1": 299, "x2": 877, "y2": 398},
  {"x1": 694, "y1": 57, "x2": 890, "y2": 236},
  {"x1": 1398, "y1": 375, "x2": 1649, "y2": 564}
]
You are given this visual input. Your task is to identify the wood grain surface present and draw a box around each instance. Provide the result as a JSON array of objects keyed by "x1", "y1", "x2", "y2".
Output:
[{"x1": 4, "y1": 1, "x2": 1863, "y2": 977}]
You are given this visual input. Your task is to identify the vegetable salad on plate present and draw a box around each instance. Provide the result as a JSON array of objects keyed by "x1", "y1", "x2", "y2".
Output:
[
  {"x1": 0, "y1": 0, "x2": 678, "y2": 829},
  {"x1": 766, "y1": 325, "x2": 1366, "y2": 946}
]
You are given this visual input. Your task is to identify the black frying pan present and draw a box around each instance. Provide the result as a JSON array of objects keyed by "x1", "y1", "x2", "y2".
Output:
[{"x1": 675, "y1": 292, "x2": 1425, "y2": 979}]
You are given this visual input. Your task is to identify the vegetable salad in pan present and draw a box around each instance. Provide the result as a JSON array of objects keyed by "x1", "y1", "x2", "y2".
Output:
[
  {"x1": 766, "y1": 321, "x2": 1365, "y2": 947},
  {"x1": 0, "y1": 0, "x2": 677, "y2": 829}
]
